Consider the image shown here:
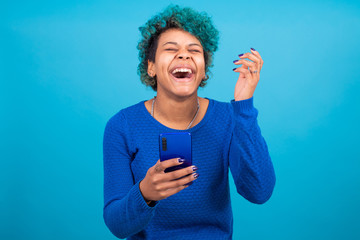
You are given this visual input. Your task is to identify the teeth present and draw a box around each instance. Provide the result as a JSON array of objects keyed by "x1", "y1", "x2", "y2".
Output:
[{"x1": 172, "y1": 68, "x2": 192, "y2": 74}]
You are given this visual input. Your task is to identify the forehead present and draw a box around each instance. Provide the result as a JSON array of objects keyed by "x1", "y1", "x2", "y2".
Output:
[{"x1": 158, "y1": 28, "x2": 202, "y2": 47}]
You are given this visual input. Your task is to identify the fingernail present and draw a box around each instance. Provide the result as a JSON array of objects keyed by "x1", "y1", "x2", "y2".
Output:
[
  {"x1": 192, "y1": 166, "x2": 198, "y2": 171},
  {"x1": 238, "y1": 53, "x2": 244, "y2": 57},
  {"x1": 178, "y1": 158, "x2": 185, "y2": 163},
  {"x1": 233, "y1": 68, "x2": 237, "y2": 71},
  {"x1": 233, "y1": 60, "x2": 238, "y2": 63},
  {"x1": 251, "y1": 48, "x2": 256, "y2": 51},
  {"x1": 193, "y1": 173, "x2": 199, "y2": 178}
]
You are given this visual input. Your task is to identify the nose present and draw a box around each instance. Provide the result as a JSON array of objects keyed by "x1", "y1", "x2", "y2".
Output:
[{"x1": 177, "y1": 50, "x2": 190, "y2": 60}]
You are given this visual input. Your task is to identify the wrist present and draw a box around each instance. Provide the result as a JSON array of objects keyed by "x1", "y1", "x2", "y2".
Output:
[
  {"x1": 139, "y1": 180, "x2": 153, "y2": 204},
  {"x1": 234, "y1": 95, "x2": 253, "y2": 101},
  {"x1": 143, "y1": 196, "x2": 156, "y2": 207},
  {"x1": 143, "y1": 196, "x2": 152, "y2": 203},
  {"x1": 234, "y1": 91, "x2": 254, "y2": 101}
]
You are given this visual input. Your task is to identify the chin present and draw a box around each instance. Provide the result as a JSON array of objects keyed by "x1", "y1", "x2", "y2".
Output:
[
  {"x1": 170, "y1": 85, "x2": 198, "y2": 98},
  {"x1": 170, "y1": 75, "x2": 199, "y2": 96}
]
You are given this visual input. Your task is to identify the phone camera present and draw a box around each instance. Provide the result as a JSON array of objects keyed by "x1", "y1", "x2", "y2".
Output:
[{"x1": 162, "y1": 137, "x2": 167, "y2": 151}]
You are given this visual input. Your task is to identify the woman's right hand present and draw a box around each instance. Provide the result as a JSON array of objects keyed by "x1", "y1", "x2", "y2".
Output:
[{"x1": 139, "y1": 158, "x2": 199, "y2": 202}]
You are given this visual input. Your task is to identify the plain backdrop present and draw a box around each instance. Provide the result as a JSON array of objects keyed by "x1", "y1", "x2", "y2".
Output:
[{"x1": 1, "y1": 0, "x2": 360, "y2": 239}]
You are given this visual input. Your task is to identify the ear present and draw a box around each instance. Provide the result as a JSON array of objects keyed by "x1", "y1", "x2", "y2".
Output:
[
  {"x1": 204, "y1": 73, "x2": 208, "y2": 80},
  {"x1": 147, "y1": 60, "x2": 155, "y2": 77}
]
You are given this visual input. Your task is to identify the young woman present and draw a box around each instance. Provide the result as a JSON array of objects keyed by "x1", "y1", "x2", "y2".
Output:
[{"x1": 103, "y1": 5, "x2": 276, "y2": 239}]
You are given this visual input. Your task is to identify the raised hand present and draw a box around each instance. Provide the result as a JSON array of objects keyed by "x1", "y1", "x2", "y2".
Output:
[{"x1": 233, "y1": 48, "x2": 264, "y2": 101}]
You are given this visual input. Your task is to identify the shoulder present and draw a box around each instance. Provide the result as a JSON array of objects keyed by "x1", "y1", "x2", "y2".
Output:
[{"x1": 105, "y1": 101, "x2": 146, "y2": 130}]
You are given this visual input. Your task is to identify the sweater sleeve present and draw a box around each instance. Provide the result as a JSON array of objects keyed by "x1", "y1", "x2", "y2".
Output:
[
  {"x1": 228, "y1": 97, "x2": 276, "y2": 204},
  {"x1": 103, "y1": 113, "x2": 159, "y2": 239}
]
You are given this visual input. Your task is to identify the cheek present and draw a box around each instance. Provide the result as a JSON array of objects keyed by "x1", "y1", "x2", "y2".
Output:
[
  {"x1": 196, "y1": 58, "x2": 206, "y2": 77},
  {"x1": 155, "y1": 56, "x2": 172, "y2": 74}
]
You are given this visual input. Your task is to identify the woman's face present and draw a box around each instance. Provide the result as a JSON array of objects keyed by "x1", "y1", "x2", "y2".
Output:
[{"x1": 148, "y1": 28, "x2": 206, "y2": 98}]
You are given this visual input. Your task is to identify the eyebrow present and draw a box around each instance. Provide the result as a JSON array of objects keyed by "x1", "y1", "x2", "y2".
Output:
[{"x1": 162, "y1": 42, "x2": 202, "y2": 48}]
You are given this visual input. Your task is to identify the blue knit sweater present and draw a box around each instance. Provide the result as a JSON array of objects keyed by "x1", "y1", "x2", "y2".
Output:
[{"x1": 103, "y1": 97, "x2": 276, "y2": 239}]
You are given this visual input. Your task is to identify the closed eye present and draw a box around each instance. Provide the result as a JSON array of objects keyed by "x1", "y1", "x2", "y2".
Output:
[
  {"x1": 189, "y1": 49, "x2": 201, "y2": 53},
  {"x1": 165, "y1": 48, "x2": 178, "y2": 51}
]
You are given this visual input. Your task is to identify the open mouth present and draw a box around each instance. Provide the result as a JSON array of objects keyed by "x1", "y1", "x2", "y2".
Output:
[{"x1": 170, "y1": 68, "x2": 194, "y2": 82}]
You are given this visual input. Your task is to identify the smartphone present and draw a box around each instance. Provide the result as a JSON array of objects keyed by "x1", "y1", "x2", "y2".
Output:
[{"x1": 159, "y1": 132, "x2": 192, "y2": 173}]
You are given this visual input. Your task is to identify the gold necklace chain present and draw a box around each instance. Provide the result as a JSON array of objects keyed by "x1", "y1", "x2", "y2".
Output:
[{"x1": 151, "y1": 96, "x2": 200, "y2": 130}]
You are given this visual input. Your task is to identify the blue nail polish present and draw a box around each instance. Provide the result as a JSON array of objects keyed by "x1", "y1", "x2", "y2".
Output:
[
  {"x1": 192, "y1": 166, "x2": 198, "y2": 171},
  {"x1": 251, "y1": 48, "x2": 256, "y2": 51},
  {"x1": 178, "y1": 158, "x2": 185, "y2": 163},
  {"x1": 233, "y1": 68, "x2": 237, "y2": 71},
  {"x1": 193, "y1": 173, "x2": 199, "y2": 178},
  {"x1": 233, "y1": 60, "x2": 238, "y2": 63},
  {"x1": 238, "y1": 53, "x2": 244, "y2": 57}
]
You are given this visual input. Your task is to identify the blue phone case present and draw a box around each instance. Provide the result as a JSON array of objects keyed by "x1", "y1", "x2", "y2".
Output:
[{"x1": 159, "y1": 132, "x2": 192, "y2": 173}]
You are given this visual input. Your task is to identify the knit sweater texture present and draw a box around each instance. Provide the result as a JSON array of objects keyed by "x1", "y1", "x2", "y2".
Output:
[{"x1": 103, "y1": 97, "x2": 276, "y2": 239}]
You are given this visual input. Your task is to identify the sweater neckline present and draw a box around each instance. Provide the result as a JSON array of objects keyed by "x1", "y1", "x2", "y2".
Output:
[{"x1": 141, "y1": 98, "x2": 214, "y2": 132}]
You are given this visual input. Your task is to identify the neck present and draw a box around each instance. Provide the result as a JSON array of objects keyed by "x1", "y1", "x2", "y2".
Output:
[{"x1": 153, "y1": 92, "x2": 199, "y2": 127}]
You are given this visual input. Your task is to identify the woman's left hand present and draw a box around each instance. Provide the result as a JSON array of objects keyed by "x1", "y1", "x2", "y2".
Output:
[{"x1": 233, "y1": 48, "x2": 264, "y2": 101}]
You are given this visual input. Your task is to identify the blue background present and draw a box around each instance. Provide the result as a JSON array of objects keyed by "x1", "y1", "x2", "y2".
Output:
[{"x1": 1, "y1": 0, "x2": 360, "y2": 239}]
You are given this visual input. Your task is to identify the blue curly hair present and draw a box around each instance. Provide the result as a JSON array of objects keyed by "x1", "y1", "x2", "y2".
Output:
[{"x1": 137, "y1": 4, "x2": 219, "y2": 91}]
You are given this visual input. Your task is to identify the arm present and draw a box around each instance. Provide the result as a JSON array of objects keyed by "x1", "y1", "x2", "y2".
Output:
[
  {"x1": 229, "y1": 97, "x2": 276, "y2": 204},
  {"x1": 103, "y1": 113, "x2": 159, "y2": 239}
]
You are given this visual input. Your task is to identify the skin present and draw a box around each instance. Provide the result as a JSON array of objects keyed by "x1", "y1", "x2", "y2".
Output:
[
  {"x1": 140, "y1": 158, "x2": 197, "y2": 205},
  {"x1": 146, "y1": 28, "x2": 208, "y2": 130},
  {"x1": 233, "y1": 49, "x2": 264, "y2": 101},
  {"x1": 139, "y1": 28, "x2": 264, "y2": 205}
]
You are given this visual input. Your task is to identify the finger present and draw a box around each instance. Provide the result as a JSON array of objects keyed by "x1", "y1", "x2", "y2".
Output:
[
  {"x1": 165, "y1": 165, "x2": 197, "y2": 181},
  {"x1": 249, "y1": 48, "x2": 264, "y2": 69},
  {"x1": 233, "y1": 67, "x2": 252, "y2": 79},
  {"x1": 240, "y1": 65, "x2": 258, "y2": 76},
  {"x1": 237, "y1": 63, "x2": 248, "y2": 78},
  {"x1": 238, "y1": 49, "x2": 263, "y2": 71},
  {"x1": 233, "y1": 59, "x2": 256, "y2": 69},
  {"x1": 238, "y1": 52, "x2": 260, "y2": 65},
  {"x1": 250, "y1": 48, "x2": 262, "y2": 60},
  {"x1": 236, "y1": 58, "x2": 259, "y2": 74},
  {"x1": 153, "y1": 160, "x2": 164, "y2": 173},
  {"x1": 184, "y1": 181, "x2": 193, "y2": 186},
  {"x1": 240, "y1": 54, "x2": 261, "y2": 71},
  {"x1": 162, "y1": 172, "x2": 199, "y2": 190},
  {"x1": 233, "y1": 60, "x2": 260, "y2": 74},
  {"x1": 233, "y1": 59, "x2": 257, "y2": 74},
  {"x1": 157, "y1": 158, "x2": 184, "y2": 173},
  {"x1": 233, "y1": 63, "x2": 249, "y2": 78},
  {"x1": 238, "y1": 52, "x2": 261, "y2": 72}
]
